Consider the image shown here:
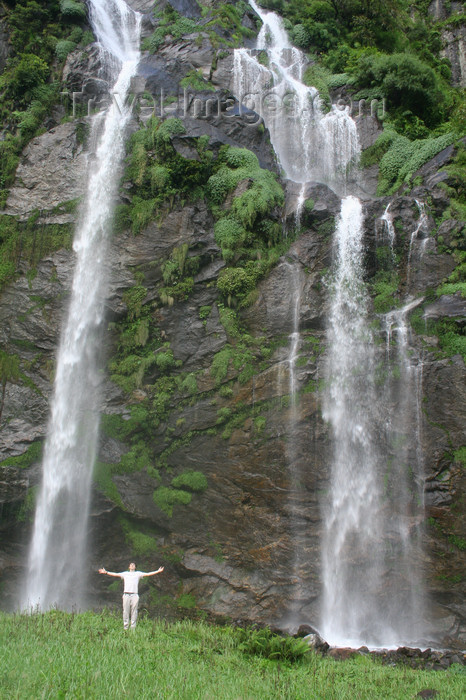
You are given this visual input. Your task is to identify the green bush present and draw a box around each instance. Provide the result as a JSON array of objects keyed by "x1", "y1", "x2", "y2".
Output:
[
  {"x1": 217, "y1": 266, "x2": 258, "y2": 301},
  {"x1": 211, "y1": 347, "x2": 232, "y2": 384},
  {"x1": 153, "y1": 486, "x2": 192, "y2": 517},
  {"x1": 60, "y1": 0, "x2": 86, "y2": 22},
  {"x1": 180, "y1": 69, "x2": 215, "y2": 92},
  {"x1": 290, "y1": 23, "x2": 311, "y2": 49},
  {"x1": 0, "y1": 54, "x2": 50, "y2": 101},
  {"x1": 179, "y1": 373, "x2": 198, "y2": 395},
  {"x1": 142, "y1": 10, "x2": 199, "y2": 54},
  {"x1": 207, "y1": 147, "x2": 283, "y2": 224},
  {"x1": 151, "y1": 117, "x2": 186, "y2": 157},
  {"x1": 150, "y1": 164, "x2": 170, "y2": 193},
  {"x1": 123, "y1": 285, "x2": 147, "y2": 321},
  {"x1": 171, "y1": 470, "x2": 208, "y2": 492},
  {"x1": 13, "y1": 83, "x2": 59, "y2": 140},
  {"x1": 55, "y1": 40, "x2": 77, "y2": 62},
  {"x1": 206, "y1": 167, "x2": 237, "y2": 204},
  {"x1": 122, "y1": 117, "x2": 211, "y2": 226},
  {"x1": 225, "y1": 148, "x2": 259, "y2": 170},
  {"x1": 376, "y1": 128, "x2": 456, "y2": 194},
  {"x1": 120, "y1": 518, "x2": 159, "y2": 557},
  {"x1": 351, "y1": 52, "x2": 445, "y2": 127},
  {"x1": 130, "y1": 197, "x2": 156, "y2": 234},
  {"x1": 109, "y1": 353, "x2": 157, "y2": 392},
  {"x1": 371, "y1": 272, "x2": 399, "y2": 313},
  {"x1": 155, "y1": 346, "x2": 177, "y2": 373},
  {"x1": 236, "y1": 627, "x2": 309, "y2": 663},
  {"x1": 230, "y1": 169, "x2": 283, "y2": 228},
  {"x1": 7, "y1": 1, "x2": 51, "y2": 55},
  {"x1": 214, "y1": 218, "x2": 246, "y2": 254}
]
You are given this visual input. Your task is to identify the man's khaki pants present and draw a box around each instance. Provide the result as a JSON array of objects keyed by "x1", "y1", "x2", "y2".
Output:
[{"x1": 122, "y1": 593, "x2": 139, "y2": 629}]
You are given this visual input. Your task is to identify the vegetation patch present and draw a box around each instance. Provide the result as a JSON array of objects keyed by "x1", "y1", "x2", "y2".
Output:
[
  {"x1": 171, "y1": 470, "x2": 208, "y2": 492},
  {"x1": 1, "y1": 611, "x2": 465, "y2": 698},
  {"x1": 237, "y1": 626, "x2": 309, "y2": 662},
  {"x1": 371, "y1": 271, "x2": 400, "y2": 313},
  {"x1": 0, "y1": 0, "x2": 93, "y2": 204},
  {"x1": 119, "y1": 516, "x2": 159, "y2": 558},
  {"x1": 0, "y1": 440, "x2": 42, "y2": 469},
  {"x1": 361, "y1": 127, "x2": 457, "y2": 195},
  {"x1": 123, "y1": 117, "x2": 215, "y2": 233},
  {"x1": 142, "y1": 2, "x2": 256, "y2": 54},
  {"x1": 206, "y1": 146, "x2": 285, "y2": 306},
  {"x1": 153, "y1": 485, "x2": 192, "y2": 517},
  {"x1": 0, "y1": 213, "x2": 72, "y2": 290},
  {"x1": 410, "y1": 308, "x2": 465, "y2": 361}
]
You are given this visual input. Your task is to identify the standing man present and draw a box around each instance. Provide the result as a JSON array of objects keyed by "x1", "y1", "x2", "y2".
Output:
[{"x1": 99, "y1": 562, "x2": 164, "y2": 630}]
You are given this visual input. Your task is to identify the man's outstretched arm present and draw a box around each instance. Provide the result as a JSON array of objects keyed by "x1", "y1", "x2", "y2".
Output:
[
  {"x1": 142, "y1": 567, "x2": 164, "y2": 577},
  {"x1": 98, "y1": 568, "x2": 122, "y2": 578}
]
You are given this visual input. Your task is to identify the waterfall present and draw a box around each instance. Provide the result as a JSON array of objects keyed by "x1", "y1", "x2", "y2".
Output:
[
  {"x1": 407, "y1": 200, "x2": 429, "y2": 287},
  {"x1": 321, "y1": 197, "x2": 387, "y2": 647},
  {"x1": 234, "y1": 0, "x2": 359, "y2": 190},
  {"x1": 380, "y1": 201, "x2": 396, "y2": 248},
  {"x1": 21, "y1": 0, "x2": 141, "y2": 611},
  {"x1": 322, "y1": 199, "x2": 427, "y2": 647},
  {"x1": 382, "y1": 299, "x2": 426, "y2": 643},
  {"x1": 285, "y1": 261, "x2": 310, "y2": 616},
  {"x1": 236, "y1": 0, "x2": 428, "y2": 646}
]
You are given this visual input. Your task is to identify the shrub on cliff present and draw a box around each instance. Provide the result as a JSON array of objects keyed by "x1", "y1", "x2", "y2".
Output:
[
  {"x1": 171, "y1": 470, "x2": 208, "y2": 492},
  {"x1": 60, "y1": 0, "x2": 86, "y2": 23},
  {"x1": 0, "y1": 53, "x2": 50, "y2": 102},
  {"x1": 206, "y1": 147, "x2": 284, "y2": 232},
  {"x1": 351, "y1": 52, "x2": 446, "y2": 127},
  {"x1": 361, "y1": 126, "x2": 457, "y2": 194}
]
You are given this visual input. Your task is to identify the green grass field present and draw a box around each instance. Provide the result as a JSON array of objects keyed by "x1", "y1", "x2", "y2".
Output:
[{"x1": 1, "y1": 610, "x2": 465, "y2": 699}]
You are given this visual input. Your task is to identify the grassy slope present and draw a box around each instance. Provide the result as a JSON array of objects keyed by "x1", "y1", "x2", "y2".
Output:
[{"x1": 1, "y1": 611, "x2": 465, "y2": 699}]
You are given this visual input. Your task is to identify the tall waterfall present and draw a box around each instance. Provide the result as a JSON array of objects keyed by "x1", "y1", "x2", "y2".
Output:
[
  {"x1": 321, "y1": 197, "x2": 385, "y2": 646},
  {"x1": 21, "y1": 0, "x2": 141, "y2": 610},
  {"x1": 321, "y1": 199, "x2": 427, "y2": 647},
  {"x1": 237, "y1": 1, "x2": 426, "y2": 646}
]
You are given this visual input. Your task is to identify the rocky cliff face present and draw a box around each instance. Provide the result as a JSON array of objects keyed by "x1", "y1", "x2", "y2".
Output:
[
  {"x1": 0, "y1": 0, "x2": 464, "y2": 648},
  {"x1": 429, "y1": 0, "x2": 466, "y2": 87}
]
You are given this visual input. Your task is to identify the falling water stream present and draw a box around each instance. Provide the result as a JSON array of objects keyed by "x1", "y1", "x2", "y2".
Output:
[
  {"x1": 235, "y1": 0, "x2": 359, "y2": 191},
  {"x1": 237, "y1": 1, "x2": 426, "y2": 646},
  {"x1": 21, "y1": 0, "x2": 141, "y2": 610},
  {"x1": 407, "y1": 200, "x2": 429, "y2": 287},
  {"x1": 321, "y1": 196, "x2": 387, "y2": 646},
  {"x1": 234, "y1": 0, "x2": 360, "y2": 622}
]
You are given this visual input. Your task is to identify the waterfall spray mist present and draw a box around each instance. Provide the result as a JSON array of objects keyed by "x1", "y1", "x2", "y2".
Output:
[{"x1": 21, "y1": 0, "x2": 141, "y2": 611}]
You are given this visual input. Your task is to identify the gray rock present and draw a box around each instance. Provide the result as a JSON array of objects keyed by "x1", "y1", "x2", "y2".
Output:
[
  {"x1": 424, "y1": 294, "x2": 466, "y2": 320},
  {"x1": 355, "y1": 114, "x2": 382, "y2": 151},
  {"x1": 441, "y1": 24, "x2": 466, "y2": 87},
  {"x1": 4, "y1": 124, "x2": 87, "y2": 220},
  {"x1": 125, "y1": 0, "x2": 157, "y2": 12},
  {"x1": 304, "y1": 632, "x2": 330, "y2": 652},
  {"x1": 63, "y1": 46, "x2": 111, "y2": 94}
]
